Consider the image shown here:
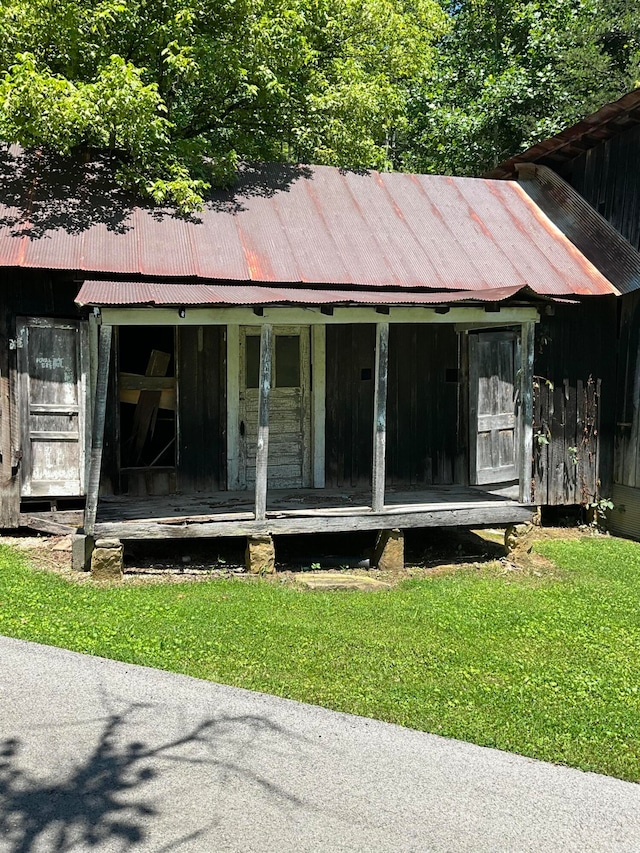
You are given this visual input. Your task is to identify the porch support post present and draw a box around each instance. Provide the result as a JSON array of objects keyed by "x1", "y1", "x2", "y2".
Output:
[
  {"x1": 84, "y1": 323, "x2": 112, "y2": 538},
  {"x1": 226, "y1": 324, "x2": 240, "y2": 489},
  {"x1": 519, "y1": 321, "x2": 535, "y2": 503},
  {"x1": 311, "y1": 325, "x2": 326, "y2": 488},
  {"x1": 372, "y1": 322, "x2": 389, "y2": 513},
  {"x1": 254, "y1": 324, "x2": 272, "y2": 522},
  {"x1": 0, "y1": 292, "x2": 19, "y2": 528}
]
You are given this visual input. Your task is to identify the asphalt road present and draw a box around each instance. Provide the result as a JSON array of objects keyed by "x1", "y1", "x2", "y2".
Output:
[{"x1": 1, "y1": 635, "x2": 639, "y2": 853}]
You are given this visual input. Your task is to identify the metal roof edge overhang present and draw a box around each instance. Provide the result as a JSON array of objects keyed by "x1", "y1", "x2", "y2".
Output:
[
  {"x1": 517, "y1": 164, "x2": 638, "y2": 295},
  {"x1": 487, "y1": 87, "x2": 640, "y2": 178},
  {"x1": 75, "y1": 281, "x2": 555, "y2": 308}
]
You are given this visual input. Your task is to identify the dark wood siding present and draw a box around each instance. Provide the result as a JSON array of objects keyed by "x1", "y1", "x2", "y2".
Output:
[
  {"x1": 177, "y1": 325, "x2": 225, "y2": 492},
  {"x1": 560, "y1": 123, "x2": 640, "y2": 252},
  {"x1": 532, "y1": 299, "x2": 617, "y2": 505},
  {"x1": 387, "y1": 324, "x2": 460, "y2": 486},
  {"x1": 325, "y1": 324, "x2": 462, "y2": 489},
  {"x1": 325, "y1": 324, "x2": 375, "y2": 488},
  {"x1": 615, "y1": 291, "x2": 640, "y2": 489},
  {"x1": 0, "y1": 287, "x2": 18, "y2": 525}
]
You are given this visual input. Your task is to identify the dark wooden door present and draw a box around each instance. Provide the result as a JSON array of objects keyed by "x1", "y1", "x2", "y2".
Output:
[
  {"x1": 469, "y1": 330, "x2": 519, "y2": 486},
  {"x1": 17, "y1": 317, "x2": 88, "y2": 497}
]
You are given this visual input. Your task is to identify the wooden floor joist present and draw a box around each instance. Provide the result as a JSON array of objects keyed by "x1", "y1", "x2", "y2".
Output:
[{"x1": 19, "y1": 514, "x2": 77, "y2": 536}]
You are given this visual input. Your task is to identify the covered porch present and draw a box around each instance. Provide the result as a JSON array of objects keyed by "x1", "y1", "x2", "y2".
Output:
[{"x1": 72, "y1": 296, "x2": 538, "y2": 572}]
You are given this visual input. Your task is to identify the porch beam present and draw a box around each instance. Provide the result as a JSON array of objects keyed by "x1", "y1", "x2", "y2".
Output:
[
  {"x1": 95, "y1": 503, "x2": 534, "y2": 540},
  {"x1": 254, "y1": 324, "x2": 272, "y2": 522},
  {"x1": 101, "y1": 306, "x2": 540, "y2": 327},
  {"x1": 84, "y1": 324, "x2": 112, "y2": 536},
  {"x1": 519, "y1": 321, "x2": 535, "y2": 503},
  {"x1": 372, "y1": 322, "x2": 389, "y2": 512}
]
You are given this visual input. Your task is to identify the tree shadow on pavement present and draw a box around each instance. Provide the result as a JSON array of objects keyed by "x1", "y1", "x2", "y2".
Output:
[{"x1": 0, "y1": 705, "x2": 305, "y2": 852}]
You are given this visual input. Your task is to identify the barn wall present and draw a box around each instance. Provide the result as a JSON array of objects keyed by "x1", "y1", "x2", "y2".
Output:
[
  {"x1": 386, "y1": 324, "x2": 461, "y2": 487},
  {"x1": 613, "y1": 291, "x2": 640, "y2": 488},
  {"x1": 560, "y1": 123, "x2": 640, "y2": 252},
  {"x1": 532, "y1": 299, "x2": 617, "y2": 505},
  {"x1": 559, "y1": 129, "x2": 640, "y2": 528},
  {"x1": 177, "y1": 325, "x2": 225, "y2": 492},
  {"x1": 0, "y1": 287, "x2": 18, "y2": 526},
  {"x1": 608, "y1": 291, "x2": 640, "y2": 540},
  {"x1": 325, "y1": 324, "x2": 462, "y2": 489},
  {"x1": 325, "y1": 324, "x2": 375, "y2": 488}
]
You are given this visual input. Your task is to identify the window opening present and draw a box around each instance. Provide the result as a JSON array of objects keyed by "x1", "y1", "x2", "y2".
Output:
[
  {"x1": 118, "y1": 326, "x2": 176, "y2": 471},
  {"x1": 275, "y1": 335, "x2": 300, "y2": 387}
]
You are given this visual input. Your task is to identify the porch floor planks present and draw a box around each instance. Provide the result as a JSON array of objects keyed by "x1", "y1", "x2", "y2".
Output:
[{"x1": 94, "y1": 485, "x2": 532, "y2": 537}]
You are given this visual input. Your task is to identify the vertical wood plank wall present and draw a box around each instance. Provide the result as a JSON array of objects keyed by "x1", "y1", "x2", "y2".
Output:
[
  {"x1": 0, "y1": 288, "x2": 19, "y2": 526},
  {"x1": 532, "y1": 300, "x2": 617, "y2": 505},
  {"x1": 387, "y1": 324, "x2": 460, "y2": 487},
  {"x1": 325, "y1": 324, "x2": 460, "y2": 489},
  {"x1": 325, "y1": 324, "x2": 376, "y2": 488},
  {"x1": 561, "y1": 123, "x2": 640, "y2": 252},
  {"x1": 177, "y1": 325, "x2": 225, "y2": 492},
  {"x1": 556, "y1": 124, "x2": 640, "y2": 517},
  {"x1": 615, "y1": 291, "x2": 640, "y2": 489}
]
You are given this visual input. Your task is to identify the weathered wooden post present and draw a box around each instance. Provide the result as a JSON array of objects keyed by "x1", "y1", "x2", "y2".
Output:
[
  {"x1": 75, "y1": 323, "x2": 116, "y2": 574},
  {"x1": 247, "y1": 323, "x2": 276, "y2": 573},
  {"x1": 371, "y1": 322, "x2": 403, "y2": 571}
]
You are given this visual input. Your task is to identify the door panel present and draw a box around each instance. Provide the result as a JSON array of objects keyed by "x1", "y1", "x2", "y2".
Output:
[
  {"x1": 469, "y1": 330, "x2": 519, "y2": 486},
  {"x1": 17, "y1": 317, "x2": 87, "y2": 497},
  {"x1": 239, "y1": 326, "x2": 311, "y2": 489}
]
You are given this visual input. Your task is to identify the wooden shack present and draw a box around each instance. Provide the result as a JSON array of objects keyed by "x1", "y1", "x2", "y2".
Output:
[
  {"x1": 0, "y1": 149, "x2": 618, "y2": 569},
  {"x1": 491, "y1": 88, "x2": 640, "y2": 538}
]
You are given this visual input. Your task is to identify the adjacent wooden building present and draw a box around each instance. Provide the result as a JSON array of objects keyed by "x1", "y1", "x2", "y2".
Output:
[
  {"x1": 0, "y1": 148, "x2": 618, "y2": 565},
  {"x1": 491, "y1": 88, "x2": 640, "y2": 538}
]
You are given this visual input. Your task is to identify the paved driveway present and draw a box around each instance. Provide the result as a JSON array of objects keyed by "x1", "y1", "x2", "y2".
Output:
[{"x1": 1, "y1": 635, "x2": 639, "y2": 852}]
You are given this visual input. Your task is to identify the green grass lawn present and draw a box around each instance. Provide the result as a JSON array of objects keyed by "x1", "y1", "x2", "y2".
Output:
[{"x1": 1, "y1": 536, "x2": 640, "y2": 781}]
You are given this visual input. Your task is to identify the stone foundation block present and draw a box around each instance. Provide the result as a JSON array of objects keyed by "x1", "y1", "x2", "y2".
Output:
[
  {"x1": 504, "y1": 522, "x2": 535, "y2": 555},
  {"x1": 245, "y1": 535, "x2": 276, "y2": 574},
  {"x1": 91, "y1": 538, "x2": 124, "y2": 581},
  {"x1": 373, "y1": 528, "x2": 404, "y2": 573},
  {"x1": 71, "y1": 534, "x2": 94, "y2": 572}
]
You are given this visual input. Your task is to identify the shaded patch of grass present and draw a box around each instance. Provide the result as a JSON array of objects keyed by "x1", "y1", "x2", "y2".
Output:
[{"x1": 1, "y1": 537, "x2": 640, "y2": 780}]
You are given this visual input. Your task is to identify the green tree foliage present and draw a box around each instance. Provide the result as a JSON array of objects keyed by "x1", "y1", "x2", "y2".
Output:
[
  {"x1": 0, "y1": 0, "x2": 446, "y2": 209},
  {"x1": 399, "y1": 0, "x2": 640, "y2": 176}
]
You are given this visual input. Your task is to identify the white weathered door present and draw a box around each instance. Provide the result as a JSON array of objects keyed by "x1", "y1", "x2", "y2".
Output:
[
  {"x1": 17, "y1": 317, "x2": 88, "y2": 497},
  {"x1": 239, "y1": 326, "x2": 311, "y2": 489},
  {"x1": 469, "y1": 329, "x2": 519, "y2": 485}
]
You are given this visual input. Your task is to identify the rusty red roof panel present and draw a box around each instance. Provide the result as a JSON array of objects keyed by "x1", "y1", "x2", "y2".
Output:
[
  {"x1": 0, "y1": 150, "x2": 617, "y2": 296},
  {"x1": 76, "y1": 281, "x2": 527, "y2": 306}
]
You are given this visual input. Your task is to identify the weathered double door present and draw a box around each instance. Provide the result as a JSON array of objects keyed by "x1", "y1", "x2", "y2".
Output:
[{"x1": 238, "y1": 326, "x2": 311, "y2": 489}]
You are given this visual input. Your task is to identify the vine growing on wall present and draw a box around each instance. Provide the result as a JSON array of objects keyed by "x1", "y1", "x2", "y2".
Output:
[{"x1": 532, "y1": 372, "x2": 602, "y2": 506}]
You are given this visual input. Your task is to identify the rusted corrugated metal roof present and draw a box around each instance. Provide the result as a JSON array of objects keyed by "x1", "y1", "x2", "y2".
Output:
[
  {"x1": 0, "y1": 148, "x2": 617, "y2": 297},
  {"x1": 488, "y1": 88, "x2": 640, "y2": 179},
  {"x1": 76, "y1": 281, "x2": 528, "y2": 307}
]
